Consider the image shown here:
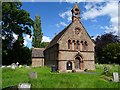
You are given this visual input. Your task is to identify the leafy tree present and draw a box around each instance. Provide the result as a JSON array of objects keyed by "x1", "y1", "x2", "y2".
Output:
[
  {"x1": 2, "y1": 2, "x2": 33, "y2": 65},
  {"x1": 2, "y1": 2, "x2": 33, "y2": 45},
  {"x1": 102, "y1": 43, "x2": 120, "y2": 64},
  {"x1": 95, "y1": 32, "x2": 120, "y2": 64},
  {"x1": 32, "y1": 15, "x2": 43, "y2": 48},
  {"x1": 40, "y1": 42, "x2": 49, "y2": 48}
]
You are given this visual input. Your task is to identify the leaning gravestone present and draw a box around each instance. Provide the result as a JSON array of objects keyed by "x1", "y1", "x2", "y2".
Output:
[
  {"x1": 113, "y1": 72, "x2": 119, "y2": 82},
  {"x1": 19, "y1": 83, "x2": 31, "y2": 90},
  {"x1": 29, "y1": 72, "x2": 37, "y2": 79}
]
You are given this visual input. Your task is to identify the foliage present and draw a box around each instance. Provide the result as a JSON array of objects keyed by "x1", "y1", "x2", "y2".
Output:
[
  {"x1": 102, "y1": 43, "x2": 120, "y2": 64},
  {"x1": 2, "y1": 2, "x2": 33, "y2": 46},
  {"x1": 2, "y1": 64, "x2": 119, "y2": 88},
  {"x1": 2, "y1": 40, "x2": 32, "y2": 65},
  {"x1": 32, "y1": 15, "x2": 43, "y2": 48},
  {"x1": 40, "y1": 42, "x2": 49, "y2": 48},
  {"x1": 95, "y1": 32, "x2": 120, "y2": 64},
  {"x1": 2, "y1": 2, "x2": 33, "y2": 65}
]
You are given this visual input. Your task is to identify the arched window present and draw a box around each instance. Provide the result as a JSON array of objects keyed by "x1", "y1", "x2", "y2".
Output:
[
  {"x1": 80, "y1": 41, "x2": 83, "y2": 51},
  {"x1": 84, "y1": 41, "x2": 88, "y2": 51},
  {"x1": 68, "y1": 40, "x2": 71, "y2": 49},
  {"x1": 66, "y1": 61, "x2": 72, "y2": 70},
  {"x1": 81, "y1": 41, "x2": 83, "y2": 44},
  {"x1": 73, "y1": 40, "x2": 76, "y2": 50},
  {"x1": 76, "y1": 40, "x2": 80, "y2": 49}
]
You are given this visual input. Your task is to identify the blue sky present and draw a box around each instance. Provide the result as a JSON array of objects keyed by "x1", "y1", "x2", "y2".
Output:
[{"x1": 19, "y1": 1, "x2": 119, "y2": 48}]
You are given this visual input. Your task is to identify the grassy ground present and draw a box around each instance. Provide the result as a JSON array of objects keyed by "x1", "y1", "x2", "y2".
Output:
[{"x1": 2, "y1": 64, "x2": 120, "y2": 88}]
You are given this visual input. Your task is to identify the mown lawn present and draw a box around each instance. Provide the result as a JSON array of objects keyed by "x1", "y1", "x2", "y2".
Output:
[{"x1": 1, "y1": 64, "x2": 120, "y2": 88}]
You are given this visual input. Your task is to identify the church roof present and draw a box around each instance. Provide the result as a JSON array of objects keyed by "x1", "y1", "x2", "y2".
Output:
[
  {"x1": 32, "y1": 48, "x2": 45, "y2": 58},
  {"x1": 46, "y1": 23, "x2": 72, "y2": 49}
]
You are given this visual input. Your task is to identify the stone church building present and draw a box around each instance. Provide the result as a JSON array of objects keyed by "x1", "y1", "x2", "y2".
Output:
[{"x1": 43, "y1": 3, "x2": 95, "y2": 72}]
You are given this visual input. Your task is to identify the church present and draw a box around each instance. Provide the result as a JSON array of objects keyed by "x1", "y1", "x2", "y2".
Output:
[
  {"x1": 32, "y1": 3, "x2": 95, "y2": 72},
  {"x1": 43, "y1": 3, "x2": 95, "y2": 72}
]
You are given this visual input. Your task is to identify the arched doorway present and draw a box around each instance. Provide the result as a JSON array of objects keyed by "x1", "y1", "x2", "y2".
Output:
[
  {"x1": 75, "y1": 57, "x2": 83, "y2": 70},
  {"x1": 75, "y1": 57, "x2": 80, "y2": 69}
]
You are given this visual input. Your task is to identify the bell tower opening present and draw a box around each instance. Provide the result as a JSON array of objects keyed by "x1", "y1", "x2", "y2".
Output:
[{"x1": 71, "y1": 2, "x2": 80, "y2": 22}]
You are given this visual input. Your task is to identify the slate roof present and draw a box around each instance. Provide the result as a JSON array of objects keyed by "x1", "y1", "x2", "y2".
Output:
[
  {"x1": 46, "y1": 23, "x2": 72, "y2": 49},
  {"x1": 32, "y1": 48, "x2": 45, "y2": 58}
]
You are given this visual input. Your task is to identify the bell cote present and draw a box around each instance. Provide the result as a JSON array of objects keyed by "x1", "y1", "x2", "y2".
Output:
[{"x1": 71, "y1": 2, "x2": 80, "y2": 22}]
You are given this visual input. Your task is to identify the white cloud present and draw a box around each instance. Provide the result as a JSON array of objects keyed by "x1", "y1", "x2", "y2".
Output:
[
  {"x1": 92, "y1": 34, "x2": 100, "y2": 40},
  {"x1": 85, "y1": 0, "x2": 118, "y2": 2},
  {"x1": 23, "y1": 35, "x2": 51, "y2": 48},
  {"x1": 23, "y1": 35, "x2": 32, "y2": 46},
  {"x1": 65, "y1": 0, "x2": 119, "y2": 3},
  {"x1": 82, "y1": 2, "x2": 118, "y2": 34},
  {"x1": 56, "y1": 22, "x2": 68, "y2": 27},
  {"x1": 42, "y1": 36, "x2": 51, "y2": 42},
  {"x1": 60, "y1": 22, "x2": 68, "y2": 26},
  {"x1": 59, "y1": 10, "x2": 72, "y2": 22}
]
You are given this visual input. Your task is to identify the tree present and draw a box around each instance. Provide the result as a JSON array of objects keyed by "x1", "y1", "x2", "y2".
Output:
[
  {"x1": 40, "y1": 42, "x2": 49, "y2": 48},
  {"x1": 102, "y1": 43, "x2": 120, "y2": 64},
  {"x1": 2, "y1": 2, "x2": 33, "y2": 65},
  {"x1": 95, "y1": 32, "x2": 120, "y2": 64},
  {"x1": 32, "y1": 15, "x2": 43, "y2": 48}
]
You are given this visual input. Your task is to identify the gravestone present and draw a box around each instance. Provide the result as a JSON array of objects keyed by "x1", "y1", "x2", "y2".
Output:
[
  {"x1": 113, "y1": 72, "x2": 119, "y2": 82},
  {"x1": 104, "y1": 66, "x2": 108, "y2": 73},
  {"x1": 51, "y1": 65, "x2": 56, "y2": 72},
  {"x1": 1, "y1": 66, "x2": 6, "y2": 68},
  {"x1": 26, "y1": 66, "x2": 31, "y2": 70},
  {"x1": 29, "y1": 72, "x2": 37, "y2": 79},
  {"x1": 11, "y1": 63, "x2": 16, "y2": 69},
  {"x1": 19, "y1": 65, "x2": 23, "y2": 68},
  {"x1": 7, "y1": 65, "x2": 11, "y2": 68},
  {"x1": 16, "y1": 62, "x2": 19, "y2": 66},
  {"x1": 19, "y1": 83, "x2": 31, "y2": 90}
]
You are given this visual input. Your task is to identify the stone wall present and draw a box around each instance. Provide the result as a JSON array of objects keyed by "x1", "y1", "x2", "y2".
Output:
[
  {"x1": 59, "y1": 21, "x2": 95, "y2": 51},
  {"x1": 32, "y1": 58, "x2": 44, "y2": 67},
  {"x1": 84, "y1": 60, "x2": 95, "y2": 70},
  {"x1": 44, "y1": 44, "x2": 58, "y2": 68},
  {"x1": 58, "y1": 50, "x2": 95, "y2": 72}
]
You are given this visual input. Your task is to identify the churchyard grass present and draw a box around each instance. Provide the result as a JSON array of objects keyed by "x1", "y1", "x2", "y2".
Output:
[{"x1": 2, "y1": 64, "x2": 120, "y2": 88}]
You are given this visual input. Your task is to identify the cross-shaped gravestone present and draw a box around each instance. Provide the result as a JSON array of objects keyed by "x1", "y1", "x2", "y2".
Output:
[
  {"x1": 113, "y1": 72, "x2": 119, "y2": 82},
  {"x1": 29, "y1": 72, "x2": 37, "y2": 79}
]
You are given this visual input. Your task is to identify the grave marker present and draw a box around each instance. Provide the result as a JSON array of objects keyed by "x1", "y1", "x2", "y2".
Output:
[
  {"x1": 29, "y1": 72, "x2": 37, "y2": 79},
  {"x1": 113, "y1": 72, "x2": 119, "y2": 82},
  {"x1": 104, "y1": 66, "x2": 108, "y2": 73},
  {"x1": 19, "y1": 83, "x2": 31, "y2": 90},
  {"x1": 11, "y1": 63, "x2": 16, "y2": 69}
]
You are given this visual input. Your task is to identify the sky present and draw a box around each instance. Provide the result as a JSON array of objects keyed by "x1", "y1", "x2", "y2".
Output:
[{"x1": 15, "y1": 0, "x2": 119, "y2": 48}]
